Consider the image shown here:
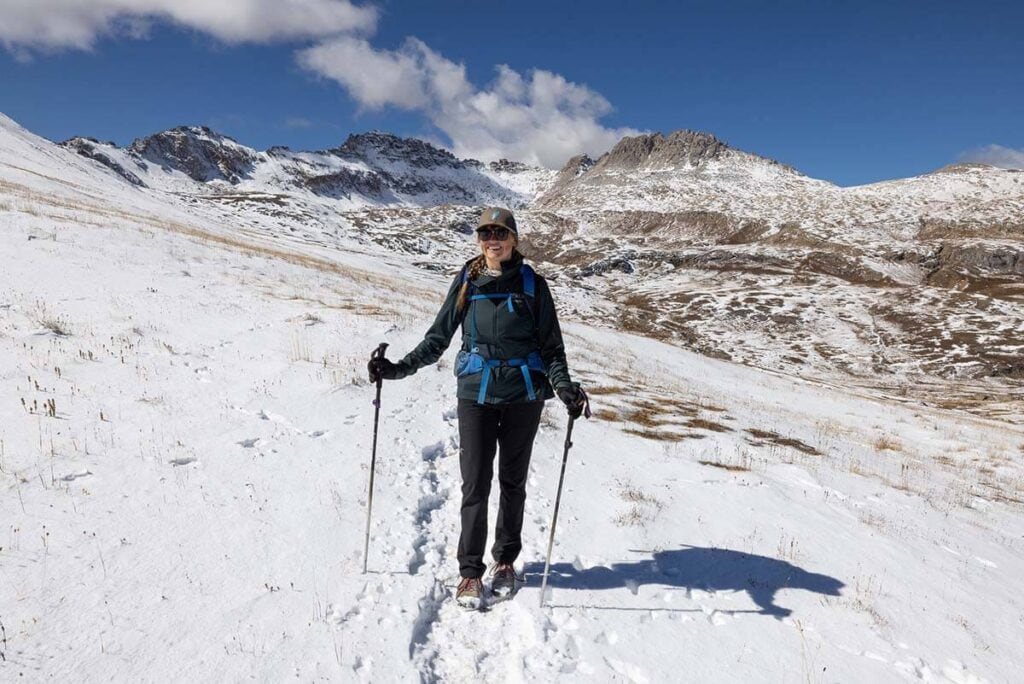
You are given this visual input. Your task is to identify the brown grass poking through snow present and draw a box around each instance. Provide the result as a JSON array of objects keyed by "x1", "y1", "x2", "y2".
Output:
[
  {"x1": 745, "y1": 428, "x2": 821, "y2": 455},
  {"x1": 698, "y1": 459, "x2": 751, "y2": 472},
  {"x1": 686, "y1": 418, "x2": 733, "y2": 433},
  {"x1": 873, "y1": 436, "x2": 902, "y2": 452},
  {"x1": 592, "y1": 408, "x2": 619, "y2": 422}
]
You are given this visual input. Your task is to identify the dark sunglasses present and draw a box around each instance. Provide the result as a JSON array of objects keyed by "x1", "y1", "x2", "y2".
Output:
[{"x1": 476, "y1": 226, "x2": 512, "y2": 242}]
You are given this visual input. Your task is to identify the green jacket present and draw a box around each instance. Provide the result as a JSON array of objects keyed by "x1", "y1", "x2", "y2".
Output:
[{"x1": 395, "y1": 252, "x2": 573, "y2": 403}]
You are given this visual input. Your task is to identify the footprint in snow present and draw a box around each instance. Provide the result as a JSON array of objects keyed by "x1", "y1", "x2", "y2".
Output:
[
  {"x1": 704, "y1": 608, "x2": 731, "y2": 626},
  {"x1": 237, "y1": 438, "x2": 261, "y2": 448},
  {"x1": 169, "y1": 457, "x2": 197, "y2": 466},
  {"x1": 61, "y1": 470, "x2": 93, "y2": 481}
]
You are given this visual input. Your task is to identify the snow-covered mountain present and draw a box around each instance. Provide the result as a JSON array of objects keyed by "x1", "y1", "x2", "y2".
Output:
[
  {"x1": 10, "y1": 112, "x2": 1024, "y2": 422},
  {"x1": 523, "y1": 131, "x2": 1024, "y2": 417},
  {"x1": 61, "y1": 126, "x2": 556, "y2": 209},
  {"x1": 3, "y1": 109, "x2": 1024, "y2": 683}
]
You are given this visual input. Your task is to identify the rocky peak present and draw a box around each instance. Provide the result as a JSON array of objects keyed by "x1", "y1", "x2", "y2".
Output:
[
  {"x1": 561, "y1": 153, "x2": 596, "y2": 178},
  {"x1": 537, "y1": 153, "x2": 596, "y2": 203},
  {"x1": 929, "y1": 162, "x2": 999, "y2": 175},
  {"x1": 489, "y1": 159, "x2": 532, "y2": 174},
  {"x1": 331, "y1": 131, "x2": 464, "y2": 170},
  {"x1": 597, "y1": 130, "x2": 731, "y2": 171},
  {"x1": 128, "y1": 125, "x2": 257, "y2": 183},
  {"x1": 60, "y1": 136, "x2": 145, "y2": 187}
]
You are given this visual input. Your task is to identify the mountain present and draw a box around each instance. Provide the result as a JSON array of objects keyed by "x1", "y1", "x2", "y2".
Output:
[
  {"x1": 523, "y1": 131, "x2": 1024, "y2": 411},
  {"x1": 60, "y1": 126, "x2": 557, "y2": 209},
  {"x1": 3, "y1": 109, "x2": 1023, "y2": 684},
  {"x1": 5, "y1": 112, "x2": 1021, "y2": 419}
]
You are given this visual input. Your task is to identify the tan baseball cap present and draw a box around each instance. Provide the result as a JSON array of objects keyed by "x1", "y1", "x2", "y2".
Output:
[{"x1": 477, "y1": 207, "x2": 517, "y2": 235}]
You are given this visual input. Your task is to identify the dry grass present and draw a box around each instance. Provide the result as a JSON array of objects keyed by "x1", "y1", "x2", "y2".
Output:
[
  {"x1": 625, "y1": 408, "x2": 671, "y2": 428},
  {"x1": 31, "y1": 303, "x2": 71, "y2": 337},
  {"x1": 698, "y1": 459, "x2": 750, "y2": 472},
  {"x1": 623, "y1": 427, "x2": 704, "y2": 442},
  {"x1": 745, "y1": 428, "x2": 821, "y2": 456},
  {"x1": 613, "y1": 485, "x2": 664, "y2": 527},
  {"x1": 592, "y1": 408, "x2": 619, "y2": 422},
  {"x1": 873, "y1": 436, "x2": 902, "y2": 452},
  {"x1": 585, "y1": 384, "x2": 629, "y2": 396},
  {"x1": 686, "y1": 418, "x2": 732, "y2": 433}
]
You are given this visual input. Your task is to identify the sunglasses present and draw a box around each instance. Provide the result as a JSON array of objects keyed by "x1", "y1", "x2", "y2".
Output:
[{"x1": 476, "y1": 227, "x2": 512, "y2": 241}]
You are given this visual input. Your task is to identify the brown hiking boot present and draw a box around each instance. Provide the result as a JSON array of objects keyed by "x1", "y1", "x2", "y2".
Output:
[
  {"x1": 490, "y1": 562, "x2": 519, "y2": 599},
  {"x1": 456, "y1": 576, "x2": 484, "y2": 609}
]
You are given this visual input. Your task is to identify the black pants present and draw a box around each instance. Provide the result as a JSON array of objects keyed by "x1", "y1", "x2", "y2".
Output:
[{"x1": 456, "y1": 399, "x2": 544, "y2": 579}]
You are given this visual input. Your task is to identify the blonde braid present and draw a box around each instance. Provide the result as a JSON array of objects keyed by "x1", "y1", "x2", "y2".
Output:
[{"x1": 457, "y1": 254, "x2": 487, "y2": 312}]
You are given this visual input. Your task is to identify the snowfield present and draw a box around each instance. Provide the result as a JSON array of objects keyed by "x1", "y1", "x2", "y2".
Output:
[{"x1": 2, "y1": 115, "x2": 1024, "y2": 683}]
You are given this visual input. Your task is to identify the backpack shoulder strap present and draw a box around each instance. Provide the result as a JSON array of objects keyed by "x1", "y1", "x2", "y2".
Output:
[{"x1": 520, "y1": 264, "x2": 535, "y2": 298}]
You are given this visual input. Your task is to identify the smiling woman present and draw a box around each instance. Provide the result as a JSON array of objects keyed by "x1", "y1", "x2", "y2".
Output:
[{"x1": 367, "y1": 206, "x2": 588, "y2": 609}]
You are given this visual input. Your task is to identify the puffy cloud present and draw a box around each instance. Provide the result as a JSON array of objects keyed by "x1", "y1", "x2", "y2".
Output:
[
  {"x1": 297, "y1": 37, "x2": 640, "y2": 168},
  {"x1": 296, "y1": 37, "x2": 429, "y2": 110},
  {"x1": 0, "y1": 0, "x2": 376, "y2": 53},
  {"x1": 2, "y1": 0, "x2": 636, "y2": 167},
  {"x1": 959, "y1": 144, "x2": 1024, "y2": 169}
]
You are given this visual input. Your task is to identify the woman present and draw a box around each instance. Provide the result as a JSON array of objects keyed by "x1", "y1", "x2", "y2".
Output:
[{"x1": 368, "y1": 207, "x2": 586, "y2": 609}]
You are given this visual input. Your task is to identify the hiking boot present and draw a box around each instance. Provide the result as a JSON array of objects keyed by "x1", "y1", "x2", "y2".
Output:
[
  {"x1": 455, "y1": 577, "x2": 484, "y2": 610},
  {"x1": 490, "y1": 563, "x2": 519, "y2": 599}
]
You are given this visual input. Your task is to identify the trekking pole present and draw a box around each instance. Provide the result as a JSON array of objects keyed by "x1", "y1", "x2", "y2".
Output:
[
  {"x1": 539, "y1": 385, "x2": 590, "y2": 608},
  {"x1": 362, "y1": 342, "x2": 388, "y2": 574}
]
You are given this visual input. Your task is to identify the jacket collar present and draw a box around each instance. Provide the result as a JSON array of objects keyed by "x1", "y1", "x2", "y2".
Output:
[{"x1": 467, "y1": 250, "x2": 523, "y2": 286}]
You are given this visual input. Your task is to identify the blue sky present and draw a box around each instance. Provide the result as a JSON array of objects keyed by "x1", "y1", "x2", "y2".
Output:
[{"x1": 1, "y1": 0, "x2": 1022, "y2": 185}]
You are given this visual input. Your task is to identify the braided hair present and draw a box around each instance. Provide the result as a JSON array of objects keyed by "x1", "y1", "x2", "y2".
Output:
[{"x1": 457, "y1": 254, "x2": 487, "y2": 312}]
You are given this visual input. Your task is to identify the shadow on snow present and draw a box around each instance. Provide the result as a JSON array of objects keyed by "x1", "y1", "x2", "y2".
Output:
[{"x1": 523, "y1": 545, "x2": 844, "y2": 618}]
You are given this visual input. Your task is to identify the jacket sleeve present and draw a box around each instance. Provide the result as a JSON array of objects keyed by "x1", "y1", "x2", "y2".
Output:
[
  {"x1": 395, "y1": 273, "x2": 464, "y2": 377},
  {"x1": 534, "y1": 276, "x2": 573, "y2": 390}
]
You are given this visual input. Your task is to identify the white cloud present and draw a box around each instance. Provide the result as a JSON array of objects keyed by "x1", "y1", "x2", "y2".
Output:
[
  {"x1": 2, "y1": 0, "x2": 636, "y2": 168},
  {"x1": 296, "y1": 37, "x2": 429, "y2": 110},
  {"x1": 285, "y1": 116, "x2": 314, "y2": 129},
  {"x1": 297, "y1": 36, "x2": 640, "y2": 168},
  {"x1": 0, "y1": 0, "x2": 376, "y2": 52},
  {"x1": 959, "y1": 144, "x2": 1024, "y2": 169}
]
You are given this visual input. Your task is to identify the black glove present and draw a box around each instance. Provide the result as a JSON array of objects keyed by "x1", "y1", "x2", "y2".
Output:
[
  {"x1": 557, "y1": 383, "x2": 588, "y2": 419},
  {"x1": 367, "y1": 356, "x2": 401, "y2": 383}
]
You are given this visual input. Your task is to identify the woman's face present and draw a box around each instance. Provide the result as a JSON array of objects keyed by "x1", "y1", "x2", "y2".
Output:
[{"x1": 477, "y1": 226, "x2": 516, "y2": 265}]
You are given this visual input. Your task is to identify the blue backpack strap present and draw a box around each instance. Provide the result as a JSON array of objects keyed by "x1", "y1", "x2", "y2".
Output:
[{"x1": 521, "y1": 264, "x2": 535, "y2": 298}]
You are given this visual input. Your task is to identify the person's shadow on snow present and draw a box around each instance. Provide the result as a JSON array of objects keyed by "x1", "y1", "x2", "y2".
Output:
[{"x1": 524, "y1": 546, "x2": 844, "y2": 618}]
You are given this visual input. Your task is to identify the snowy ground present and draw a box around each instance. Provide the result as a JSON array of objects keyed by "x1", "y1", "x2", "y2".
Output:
[{"x1": 3, "y1": 172, "x2": 1024, "y2": 683}]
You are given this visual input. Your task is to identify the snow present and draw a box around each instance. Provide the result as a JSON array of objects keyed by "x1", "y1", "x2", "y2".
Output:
[{"x1": 3, "y1": 114, "x2": 1024, "y2": 683}]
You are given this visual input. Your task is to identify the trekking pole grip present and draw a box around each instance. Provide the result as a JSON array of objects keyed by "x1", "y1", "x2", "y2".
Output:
[{"x1": 372, "y1": 339, "x2": 387, "y2": 401}]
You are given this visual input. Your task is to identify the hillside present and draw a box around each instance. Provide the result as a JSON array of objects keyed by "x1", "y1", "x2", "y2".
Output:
[{"x1": 2, "y1": 112, "x2": 1024, "y2": 682}]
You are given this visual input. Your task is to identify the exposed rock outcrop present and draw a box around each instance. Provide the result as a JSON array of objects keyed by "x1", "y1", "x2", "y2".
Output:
[
  {"x1": 128, "y1": 126, "x2": 257, "y2": 183},
  {"x1": 60, "y1": 137, "x2": 146, "y2": 187}
]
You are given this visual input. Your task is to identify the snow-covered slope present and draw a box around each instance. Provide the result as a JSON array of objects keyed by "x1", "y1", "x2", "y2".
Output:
[
  {"x1": 3, "y1": 112, "x2": 1024, "y2": 682},
  {"x1": 7, "y1": 111, "x2": 1024, "y2": 420}
]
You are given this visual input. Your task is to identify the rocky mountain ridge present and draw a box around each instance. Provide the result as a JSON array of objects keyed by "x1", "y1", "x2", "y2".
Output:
[{"x1": 60, "y1": 126, "x2": 555, "y2": 209}]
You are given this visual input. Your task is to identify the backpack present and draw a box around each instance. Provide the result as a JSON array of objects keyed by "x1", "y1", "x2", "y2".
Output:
[{"x1": 455, "y1": 263, "x2": 547, "y2": 403}]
